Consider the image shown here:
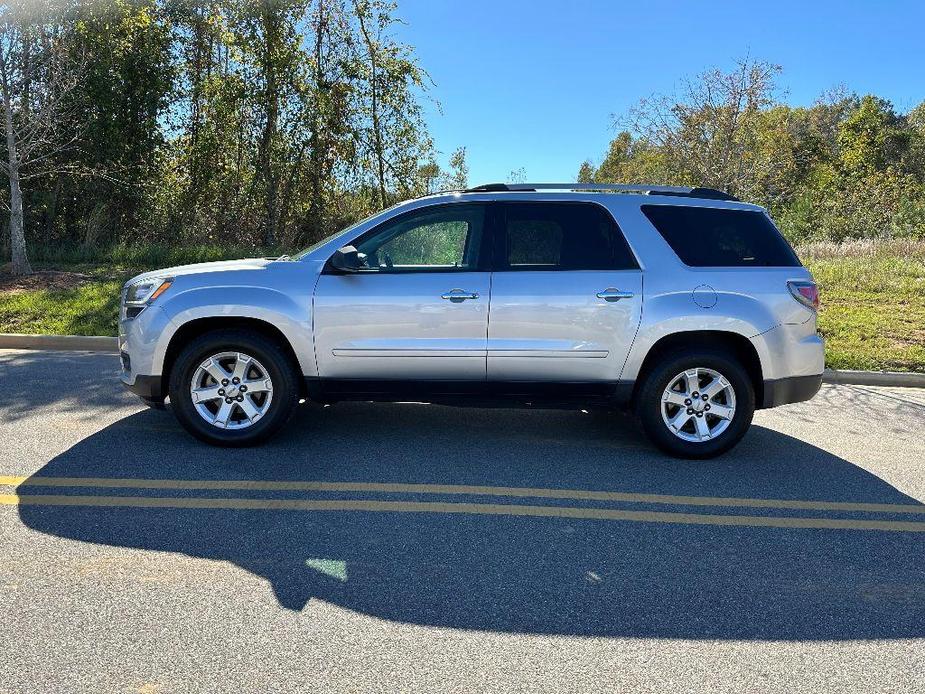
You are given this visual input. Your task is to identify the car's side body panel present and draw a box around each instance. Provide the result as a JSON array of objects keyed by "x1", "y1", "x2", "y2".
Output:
[
  {"x1": 312, "y1": 270, "x2": 491, "y2": 380},
  {"x1": 486, "y1": 269, "x2": 643, "y2": 382}
]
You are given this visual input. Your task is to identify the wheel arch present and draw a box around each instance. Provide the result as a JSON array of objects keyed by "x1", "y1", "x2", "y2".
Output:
[
  {"x1": 161, "y1": 317, "x2": 306, "y2": 400},
  {"x1": 630, "y1": 330, "x2": 764, "y2": 408}
]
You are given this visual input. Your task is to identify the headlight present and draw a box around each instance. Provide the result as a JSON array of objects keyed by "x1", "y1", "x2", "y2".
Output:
[
  {"x1": 122, "y1": 277, "x2": 173, "y2": 318},
  {"x1": 125, "y1": 278, "x2": 173, "y2": 304}
]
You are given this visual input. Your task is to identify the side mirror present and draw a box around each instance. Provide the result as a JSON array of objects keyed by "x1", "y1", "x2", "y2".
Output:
[{"x1": 330, "y1": 245, "x2": 364, "y2": 272}]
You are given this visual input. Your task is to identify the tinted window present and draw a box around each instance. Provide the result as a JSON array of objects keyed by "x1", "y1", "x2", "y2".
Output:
[
  {"x1": 354, "y1": 204, "x2": 485, "y2": 271},
  {"x1": 641, "y1": 205, "x2": 800, "y2": 267},
  {"x1": 500, "y1": 203, "x2": 637, "y2": 270}
]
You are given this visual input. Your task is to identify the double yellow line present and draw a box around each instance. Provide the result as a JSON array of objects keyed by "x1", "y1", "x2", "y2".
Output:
[{"x1": 2, "y1": 475, "x2": 925, "y2": 532}]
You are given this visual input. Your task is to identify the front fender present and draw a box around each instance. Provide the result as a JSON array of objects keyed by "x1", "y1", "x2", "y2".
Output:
[
  {"x1": 153, "y1": 285, "x2": 316, "y2": 376},
  {"x1": 620, "y1": 290, "x2": 777, "y2": 381}
]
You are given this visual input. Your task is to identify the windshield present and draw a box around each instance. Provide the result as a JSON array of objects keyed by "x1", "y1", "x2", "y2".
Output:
[{"x1": 292, "y1": 209, "x2": 390, "y2": 260}]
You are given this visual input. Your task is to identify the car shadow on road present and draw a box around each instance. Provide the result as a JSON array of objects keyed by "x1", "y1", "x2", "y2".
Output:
[{"x1": 16, "y1": 401, "x2": 925, "y2": 640}]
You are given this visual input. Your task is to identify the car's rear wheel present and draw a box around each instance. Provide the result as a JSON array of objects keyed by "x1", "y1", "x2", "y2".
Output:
[
  {"x1": 637, "y1": 349, "x2": 755, "y2": 459},
  {"x1": 168, "y1": 329, "x2": 299, "y2": 446}
]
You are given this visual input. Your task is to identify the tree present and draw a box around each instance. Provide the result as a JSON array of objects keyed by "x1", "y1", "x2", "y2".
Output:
[
  {"x1": 232, "y1": 0, "x2": 308, "y2": 246},
  {"x1": 302, "y1": 0, "x2": 360, "y2": 241},
  {"x1": 353, "y1": 0, "x2": 386, "y2": 208},
  {"x1": 60, "y1": 0, "x2": 173, "y2": 247},
  {"x1": 576, "y1": 160, "x2": 594, "y2": 183},
  {"x1": 621, "y1": 57, "x2": 783, "y2": 198},
  {"x1": 352, "y1": 0, "x2": 433, "y2": 209},
  {"x1": 838, "y1": 95, "x2": 914, "y2": 175},
  {"x1": 0, "y1": 2, "x2": 83, "y2": 275},
  {"x1": 445, "y1": 145, "x2": 467, "y2": 189},
  {"x1": 585, "y1": 59, "x2": 925, "y2": 242},
  {"x1": 594, "y1": 131, "x2": 632, "y2": 182},
  {"x1": 169, "y1": 0, "x2": 225, "y2": 221}
]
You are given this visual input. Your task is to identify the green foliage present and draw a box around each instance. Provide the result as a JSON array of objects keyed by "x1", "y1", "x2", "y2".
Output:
[
  {"x1": 445, "y1": 147, "x2": 468, "y2": 190},
  {"x1": 60, "y1": 0, "x2": 175, "y2": 245},
  {"x1": 576, "y1": 161, "x2": 594, "y2": 183},
  {"x1": 583, "y1": 62, "x2": 925, "y2": 243},
  {"x1": 5, "y1": 0, "x2": 458, "y2": 264}
]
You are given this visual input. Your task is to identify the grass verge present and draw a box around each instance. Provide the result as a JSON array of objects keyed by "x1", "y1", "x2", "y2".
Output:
[
  {"x1": 1, "y1": 241, "x2": 924, "y2": 372},
  {"x1": 0, "y1": 265, "x2": 127, "y2": 337},
  {"x1": 798, "y1": 240, "x2": 925, "y2": 372}
]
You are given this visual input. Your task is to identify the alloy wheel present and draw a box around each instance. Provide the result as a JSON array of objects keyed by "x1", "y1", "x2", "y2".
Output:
[
  {"x1": 189, "y1": 351, "x2": 274, "y2": 429},
  {"x1": 660, "y1": 367, "x2": 736, "y2": 442}
]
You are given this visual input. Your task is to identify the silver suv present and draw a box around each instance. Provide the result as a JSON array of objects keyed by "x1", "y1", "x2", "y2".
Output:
[{"x1": 119, "y1": 183, "x2": 823, "y2": 458}]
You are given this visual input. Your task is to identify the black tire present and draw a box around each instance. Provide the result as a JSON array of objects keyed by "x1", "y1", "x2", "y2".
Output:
[
  {"x1": 168, "y1": 329, "x2": 300, "y2": 446},
  {"x1": 636, "y1": 348, "x2": 755, "y2": 459}
]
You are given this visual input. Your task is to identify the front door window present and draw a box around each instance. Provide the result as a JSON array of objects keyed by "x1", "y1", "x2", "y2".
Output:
[{"x1": 354, "y1": 205, "x2": 486, "y2": 272}]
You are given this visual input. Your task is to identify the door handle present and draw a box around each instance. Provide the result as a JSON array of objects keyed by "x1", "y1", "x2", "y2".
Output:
[
  {"x1": 596, "y1": 288, "x2": 634, "y2": 302},
  {"x1": 441, "y1": 289, "x2": 479, "y2": 302}
]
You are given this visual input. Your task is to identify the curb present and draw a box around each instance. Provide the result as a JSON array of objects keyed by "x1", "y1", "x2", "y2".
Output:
[
  {"x1": 0, "y1": 333, "x2": 119, "y2": 352},
  {"x1": 1, "y1": 333, "x2": 924, "y2": 388},
  {"x1": 822, "y1": 368, "x2": 925, "y2": 388}
]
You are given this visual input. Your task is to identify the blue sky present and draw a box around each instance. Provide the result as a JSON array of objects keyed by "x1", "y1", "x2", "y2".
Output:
[{"x1": 395, "y1": 0, "x2": 925, "y2": 185}]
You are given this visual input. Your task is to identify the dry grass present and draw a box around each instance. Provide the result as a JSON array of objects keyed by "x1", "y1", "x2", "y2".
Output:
[
  {"x1": 796, "y1": 238, "x2": 925, "y2": 261},
  {"x1": 0, "y1": 268, "x2": 93, "y2": 294}
]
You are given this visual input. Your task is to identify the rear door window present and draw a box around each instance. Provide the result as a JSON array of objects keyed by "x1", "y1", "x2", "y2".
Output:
[
  {"x1": 641, "y1": 205, "x2": 800, "y2": 267},
  {"x1": 497, "y1": 202, "x2": 638, "y2": 271}
]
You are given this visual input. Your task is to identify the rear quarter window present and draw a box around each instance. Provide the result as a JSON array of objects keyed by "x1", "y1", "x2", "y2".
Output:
[{"x1": 641, "y1": 205, "x2": 800, "y2": 267}]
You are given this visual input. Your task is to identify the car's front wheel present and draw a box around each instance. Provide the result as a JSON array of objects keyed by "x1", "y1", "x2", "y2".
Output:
[
  {"x1": 637, "y1": 349, "x2": 755, "y2": 459},
  {"x1": 168, "y1": 329, "x2": 300, "y2": 446}
]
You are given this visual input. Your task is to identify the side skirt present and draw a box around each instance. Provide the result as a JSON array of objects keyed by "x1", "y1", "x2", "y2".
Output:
[{"x1": 305, "y1": 378, "x2": 634, "y2": 410}]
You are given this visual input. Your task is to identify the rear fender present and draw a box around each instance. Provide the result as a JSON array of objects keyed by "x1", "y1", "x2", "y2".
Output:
[{"x1": 621, "y1": 290, "x2": 776, "y2": 381}]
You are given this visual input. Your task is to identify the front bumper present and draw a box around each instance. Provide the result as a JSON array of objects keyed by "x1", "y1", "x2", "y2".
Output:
[
  {"x1": 119, "y1": 304, "x2": 173, "y2": 408},
  {"x1": 123, "y1": 374, "x2": 166, "y2": 409},
  {"x1": 761, "y1": 373, "x2": 823, "y2": 408}
]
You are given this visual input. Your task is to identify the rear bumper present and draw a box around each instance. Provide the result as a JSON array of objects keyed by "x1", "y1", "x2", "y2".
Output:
[
  {"x1": 123, "y1": 374, "x2": 166, "y2": 409},
  {"x1": 761, "y1": 373, "x2": 822, "y2": 409}
]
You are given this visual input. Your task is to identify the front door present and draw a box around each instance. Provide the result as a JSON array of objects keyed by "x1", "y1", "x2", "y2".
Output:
[
  {"x1": 313, "y1": 203, "x2": 491, "y2": 381},
  {"x1": 487, "y1": 201, "x2": 643, "y2": 382}
]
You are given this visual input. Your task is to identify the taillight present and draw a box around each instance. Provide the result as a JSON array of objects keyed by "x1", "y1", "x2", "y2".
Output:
[{"x1": 787, "y1": 280, "x2": 819, "y2": 310}]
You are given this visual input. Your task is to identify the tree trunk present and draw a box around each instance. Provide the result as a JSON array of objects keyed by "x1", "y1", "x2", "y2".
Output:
[
  {"x1": 356, "y1": 7, "x2": 387, "y2": 209},
  {"x1": 6, "y1": 163, "x2": 30, "y2": 275},
  {"x1": 308, "y1": 0, "x2": 326, "y2": 235},
  {"x1": 1, "y1": 68, "x2": 31, "y2": 275},
  {"x1": 258, "y1": 7, "x2": 280, "y2": 247}
]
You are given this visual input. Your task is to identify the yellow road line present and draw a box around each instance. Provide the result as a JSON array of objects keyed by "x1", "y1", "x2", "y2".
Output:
[
  {"x1": 3, "y1": 493, "x2": 925, "y2": 532},
  {"x1": 1, "y1": 475, "x2": 923, "y2": 515}
]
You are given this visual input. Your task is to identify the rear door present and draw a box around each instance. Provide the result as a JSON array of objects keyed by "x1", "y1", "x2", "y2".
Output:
[
  {"x1": 313, "y1": 203, "x2": 491, "y2": 381},
  {"x1": 487, "y1": 201, "x2": 643, "y2": 382}
]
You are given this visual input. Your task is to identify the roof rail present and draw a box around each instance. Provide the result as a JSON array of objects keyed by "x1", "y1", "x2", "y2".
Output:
[
  {"x1": 649, "y1": 187, "x2": 739, "y2": 202},
  {"x1": 464, "y1": 182, "x2": 739, "y2": 202}
]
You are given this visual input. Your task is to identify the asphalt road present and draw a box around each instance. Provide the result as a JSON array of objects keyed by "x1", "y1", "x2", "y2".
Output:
[{"x1": 1, "y1": 349, "x2": 924, "y2": 693}]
